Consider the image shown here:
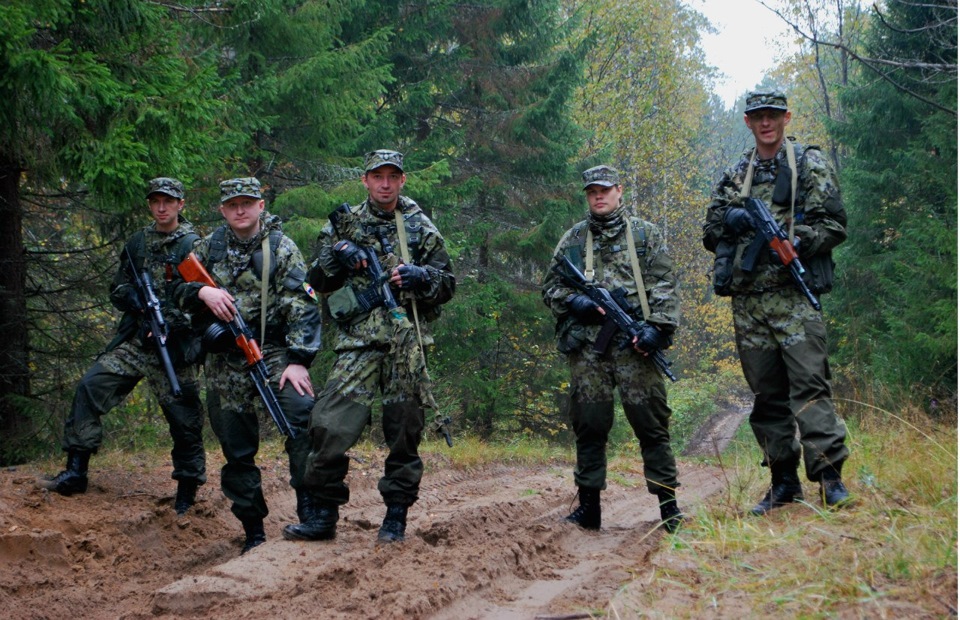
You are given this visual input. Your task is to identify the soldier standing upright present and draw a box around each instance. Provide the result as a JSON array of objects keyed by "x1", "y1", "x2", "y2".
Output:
[
  {"x1": 41, "y1": 177, "x2": 206, "y2": 516},
  {"x1": 702, "y1": 90, "x2": 850, "y2": 515},
  {"x1": 283, "y1": 149, "x2": 455, "y2": 544},
  {"x1": 174, "y1": 177, "x2": 321, "y2": 554},
  {"x1": 542, "y1": 165, "x2": 683, "y2": 533}
]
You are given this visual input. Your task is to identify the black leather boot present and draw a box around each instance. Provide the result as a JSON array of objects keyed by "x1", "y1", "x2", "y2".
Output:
[
  {"x1": 174, "y1": 479, "x2": 199, "y2": 516},
  {"x1": 39, "y1": 449, "x2": 91, "y2": 496},
  {"x1": 820, "y1": 463, "x2": 852, "y2": 508},
  {"x1": 565, "y1": 487, "x2": 601, "y2": 530},
  {"x1": 377, "y1": 504, "x2": 409, "y2": 543},
  {"x1": 241, "y1": 519, "x2": 266, "y2": 554},
  {"x1": 657, "y1": 487, "x2": 684, "y2": 533},
  {"x1": 750, "y1": 463, "x2": 804, "y2": 516},
  {"x1": 282, "y1": 493, "x2": 338, "y2": 541}
]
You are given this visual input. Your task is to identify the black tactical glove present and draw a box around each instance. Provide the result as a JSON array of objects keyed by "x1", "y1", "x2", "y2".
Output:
[
  {"x1": 120, "y1": 286, "x2": 144, "y2": 313},
  {"x1": 333, "y1": 239, "x2": 368, "y2": 271},
  {"x1": 635, "y1": 323, "x2": 672, "y2": 353},
  {"x1": 396, "y1": 264, "x2": 431, "y2": 290},
  {"x1": 723, "y1": 207, "x2": 754, "y2": 235},
  {"x1": 566, "y1": 294, "x2": 603, "y2": 322}
]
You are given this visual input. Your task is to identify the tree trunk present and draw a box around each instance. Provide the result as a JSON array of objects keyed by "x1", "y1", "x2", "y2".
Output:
[{"x1": 0, "y1": 159, "x2": 30, "y2": 464}]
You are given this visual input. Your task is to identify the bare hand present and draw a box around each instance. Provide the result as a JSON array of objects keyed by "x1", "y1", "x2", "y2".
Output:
[
  {"x1": 279, "y1": 363, "x2": 314, "y2": 398},
  {"x1": 198, "y1": 286, "x2": 237, "y2": 322}
]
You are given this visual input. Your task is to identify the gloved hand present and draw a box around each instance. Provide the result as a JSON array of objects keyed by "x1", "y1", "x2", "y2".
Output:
[
  {"x1": 723, "y1": 207, "x2": 754, "y2": 235},
  {"x1": 396, "y1": 264, "x2": 431, "y2": 290},
  {"x1": 566, "y1": 294, "x2": 603, "y2": 322},
  {"x1": 120, "y1": 287, "x2": 143, "y2": 313},
  {"x1": 333, "y1": 239, "x2": 368, "y2": 271},
  {"x1": 634, "y1": 323, "x2": 671, "y2": 353},
  {"x1": 792, "y1": 225, "x2": 816, "y2": 256}
]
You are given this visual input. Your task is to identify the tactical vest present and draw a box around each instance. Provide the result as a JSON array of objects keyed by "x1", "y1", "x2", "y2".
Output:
[
  {"x1": 205, "y1": 225, "x2": 283, "y2": 283},
  {"x1": 562, "y1": 218, "x2": 647, "y2": 273}
]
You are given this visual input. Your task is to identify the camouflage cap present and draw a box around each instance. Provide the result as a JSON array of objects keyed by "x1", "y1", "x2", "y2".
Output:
[
  {"x1": 219, "y1": 177, "x2": 262, "y2": 202},
  {"x1": 146, "y1": 177, "x2": 184, "y2": 200},
  {"x1": 364, "y1": 149, "x2": 404, "y2": 173},
  {"x1": 581, "y1": 165, "x2": 620, "y2": 189},
  {"x1": 745, "y1": 90, "x2": 788, "y2": 113}
]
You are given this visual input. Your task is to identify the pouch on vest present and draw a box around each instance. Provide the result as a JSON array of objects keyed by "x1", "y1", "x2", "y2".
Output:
[
  {"x1": 327, "y1": 284, "x2": 384, "y2": 323},
  {"x1": 555, "y1": 314, "x2": 589, "y2": 354},
  {"x1": 712, "y1": 239, "x2": 736, "y2": 296},
  {"x1": 803, "y1": 253, "x2": 835, "y2": 294}
]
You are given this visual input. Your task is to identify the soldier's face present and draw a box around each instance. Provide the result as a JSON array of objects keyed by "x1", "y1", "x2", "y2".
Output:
[
  {"x1": 148, "y1": 194, "x2": 183, "y2": 233},
  {"x1": 585, "y1": 184, "x2": 622, "y2": 216},
  {"x1": 362, "y1": 166, "x2": 405, "y2": 211},
  {"x1": 219, "y1": 196, "x2": 265, "y2": 239},
  {"x1": 745, "y1": 109, "x2": 791, "y2": 153}
]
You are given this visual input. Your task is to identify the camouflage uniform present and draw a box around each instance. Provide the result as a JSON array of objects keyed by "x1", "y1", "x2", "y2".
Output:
[
  {"x1": 702, "y1": 92, "x2": 849, "y2": 483},
  {"x1": 175, "y1": 179, "x2": 321, "y2": 525},
  {"x1": 303, "y1": 190, "x2": 455, "y2": 508},
  {"x1": 62, "y1": 179, "x2": 205, "y2": 486},
  {"x1": 542, "y1": 168, "x2": 680, "y2": 497}
]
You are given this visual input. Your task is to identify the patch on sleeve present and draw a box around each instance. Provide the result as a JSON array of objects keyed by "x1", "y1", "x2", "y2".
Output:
[{"x1": 302, "y1": 281, "x2": 318, "y2": 302}]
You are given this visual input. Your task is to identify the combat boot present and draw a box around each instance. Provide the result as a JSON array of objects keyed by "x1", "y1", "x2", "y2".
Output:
[
  {"x1": 820, "y1": 464, "x2": 852, "y2": 509},
  {"x1": 241, "y1": 519, "x2": 266, "y2": 554},
  {"x1": 39, "y1": 449, "x2": 91, "y2": 496},
  {"x1": 282, "y1": 493, "x2": 338, "y2": 541},
  {"x1": 174, "y1": 478, "x2": 199, "y2": 516},
  {"x1": 377, "y1": 504, "x2": 409, "y2": 543},
  {"x1": 750, "y1": 464, "x2": 804, "y2": 516},
  {"x1": 656, "y1": 487, "x2": 685, "y2": 533},
  {"x1": 565, "y1": 486, "x2": 601, "y2": 530}
]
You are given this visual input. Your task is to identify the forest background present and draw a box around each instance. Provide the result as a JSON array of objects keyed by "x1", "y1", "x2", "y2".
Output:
[{"x1": 0, "y1": 0, "x2": 955, "y2": 464}]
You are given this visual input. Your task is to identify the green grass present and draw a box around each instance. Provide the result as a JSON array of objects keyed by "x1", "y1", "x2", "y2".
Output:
[{"x1": 609, "y1": 404, "x2": 958, "y2": 618}]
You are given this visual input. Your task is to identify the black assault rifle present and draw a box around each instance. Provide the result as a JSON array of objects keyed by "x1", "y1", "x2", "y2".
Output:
[
  {"x1": 740, "y1": 197, "x2": 821, "y2": 311},
  {"x1": 328, "y1": 204, "x2": 454, "y2": 447},
  {"x1": 124, "y1": 247, "x2": 182, "y2": 397},
  {"x1": 178, "y1": 253, "x2": 297, "y2": 439},
  {"x1": 552, "y1": 255, "x2": 677, "y2": 382}
]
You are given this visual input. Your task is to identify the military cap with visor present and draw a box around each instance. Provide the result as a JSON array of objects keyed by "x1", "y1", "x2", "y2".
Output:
[
  {"x1": 219, "y1": 177, "x2": 262, "y2": 203},
  {"x1": 744, "y1": 90, "x2": 788, "y2": 114},
  {"x1": 581, "y1": 165, "x2": 620, "y2": 189},
  {"x1": 146, "y1": 177, "x2": 185, "y2": 200},
  {"x1": 364, "y1": 150, "x2": 404, "y2": 173}
]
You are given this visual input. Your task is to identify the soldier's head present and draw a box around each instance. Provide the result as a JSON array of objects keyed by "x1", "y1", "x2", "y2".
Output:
[
  {"x1": 581, "y1": 165, "x2": 622, "y2": 217},
  {"x1": 218, "y1": 177, "x2": 265, "y2": 240},
  {"x1": 145, "y1": 177, "x2": 185, "y2": 233},
  {"x1": 744, "y1": 90, "x2": 791, "y2": 156},
  {"x1": 362, "y1": 149, "x2": 406, "y2": 212}
]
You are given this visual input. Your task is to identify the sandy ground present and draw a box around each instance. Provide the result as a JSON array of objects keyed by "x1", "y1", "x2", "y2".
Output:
[{"x1": 0, "y1": 410, "x2": 746, "y2": 620}]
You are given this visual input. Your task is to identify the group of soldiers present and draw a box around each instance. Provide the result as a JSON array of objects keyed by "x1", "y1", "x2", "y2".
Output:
[{"x1": 40, "y1": 89, "x2": 851, "y2": 555}]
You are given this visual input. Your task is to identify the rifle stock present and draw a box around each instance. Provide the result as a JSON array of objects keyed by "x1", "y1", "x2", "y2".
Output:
[
  {"x1": 552, "y1": 255, "x2": 677, "y2": 382},
  {"x1": 125, "y1": 247, "x2": 182, "y2": 397},
  {"x1": 177, "y1": 252, "x2": 297, "y2": 439},
  {"x1": 742, "y1": 197, "x2": 821, "y2": 311}
]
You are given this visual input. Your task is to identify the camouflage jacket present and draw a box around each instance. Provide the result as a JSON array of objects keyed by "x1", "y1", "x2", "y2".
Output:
[
  {"x1": 542, "y1": 208, "x2": 680, "y2": 352},
  {"x1": 310, "y1": 196, "x2": 456, "y2": 350},
  {"x1": 702, "y1": 139, "x2": 846, "y2": 295},
  {"x1": 107, "y1": 217, "x2": 200, "y2": 354},
  {"x1": 175, "y1": 212, "x2": 321, "y2": 367}
]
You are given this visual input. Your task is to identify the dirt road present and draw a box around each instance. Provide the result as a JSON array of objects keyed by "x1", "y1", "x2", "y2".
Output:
[{"x1": 1, "y1": 413, "x2": 744, "y2": 619}]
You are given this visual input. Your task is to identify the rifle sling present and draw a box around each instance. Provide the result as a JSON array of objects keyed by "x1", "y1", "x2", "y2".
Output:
[
  {"x1": 260, "y1": 235, "x2": 270, "y2": 344},
  {"x1": 585, "y1": 223, "x2": 651, "y2": 321}
]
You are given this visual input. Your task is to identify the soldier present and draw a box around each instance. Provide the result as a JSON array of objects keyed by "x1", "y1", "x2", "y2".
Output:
[
  {"x1": 702, "y1": 90, "x2": 851, "y2": 515},
  {"x1": 41, "y1": 177, "x2": 206, "y2": 516},
  {"x1": 283, "y1": 149, "x2": 455, "y2": 544},
  {"x1": 542, "y1": 165, "x2": 683, "y2": 533},
  {"x1": 174, "y1": 177, "x2": 321, "y2": 554}
]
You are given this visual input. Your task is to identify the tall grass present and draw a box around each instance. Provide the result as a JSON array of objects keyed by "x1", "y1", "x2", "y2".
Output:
[{"x1": 609, "y1": 402, "x2": 958, "y2": 618}]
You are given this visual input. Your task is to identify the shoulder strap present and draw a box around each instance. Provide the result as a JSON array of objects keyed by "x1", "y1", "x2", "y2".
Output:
[
  {"x1": 207, "y1": 226, "x2": 228, "y2": 266},
  {"x1": 624, "y1": 220, "x2": 651, "y2": 320}
]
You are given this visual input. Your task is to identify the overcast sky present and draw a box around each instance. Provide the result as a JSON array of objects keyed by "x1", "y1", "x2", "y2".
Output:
[{"x1": 683, "y1": 0, "x2": 794, "y2": 109}]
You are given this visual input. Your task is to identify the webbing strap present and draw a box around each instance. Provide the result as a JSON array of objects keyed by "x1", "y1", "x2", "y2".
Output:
[
  {"x1": 260, "y1": 236, "x2": 270, "y2": 343},
  {"x1": 625, "y1": 221, "x2": 651, "y2": 320},
  {"x1": 740, "y1": 139, "x2": 798, "y2": 242},
  {"x1": 394, "y1": 208, "x2": 426, "y2": 351}
]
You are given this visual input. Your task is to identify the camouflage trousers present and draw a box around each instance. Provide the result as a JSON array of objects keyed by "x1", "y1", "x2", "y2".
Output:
[
  {"x1": 62, "y1": 340, "x2": 206, "y2": 483},
  {"x1": 567, "y1": 339, "x2": 678, "y2": 494},
  {"x1": 304, "y1": 344, "x2": 425, "y2": 507},
  {"x1": 205, "y1": 346, "x2": 314, "y2": 523},
  {"x1": 732, "y1": 288, "x2": 849, "y2": 481}
]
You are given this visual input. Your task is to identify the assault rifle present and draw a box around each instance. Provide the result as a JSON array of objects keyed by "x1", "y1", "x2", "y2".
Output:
[
  {"x1": 328, "y1": 204, "x2": 454, "y2": 447},
  {"x1": 552, "y1": 255, "x2": 677, "y2": 382},
  {"x1": 177, "y1": 252, "x2": 297, "y2": 439},
  {"x1": 741, "y1": 197, "x2": 821, "y2": 311},
  {"x1": 124, "y1": 247, "x2": 182, "y2": 397}
]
